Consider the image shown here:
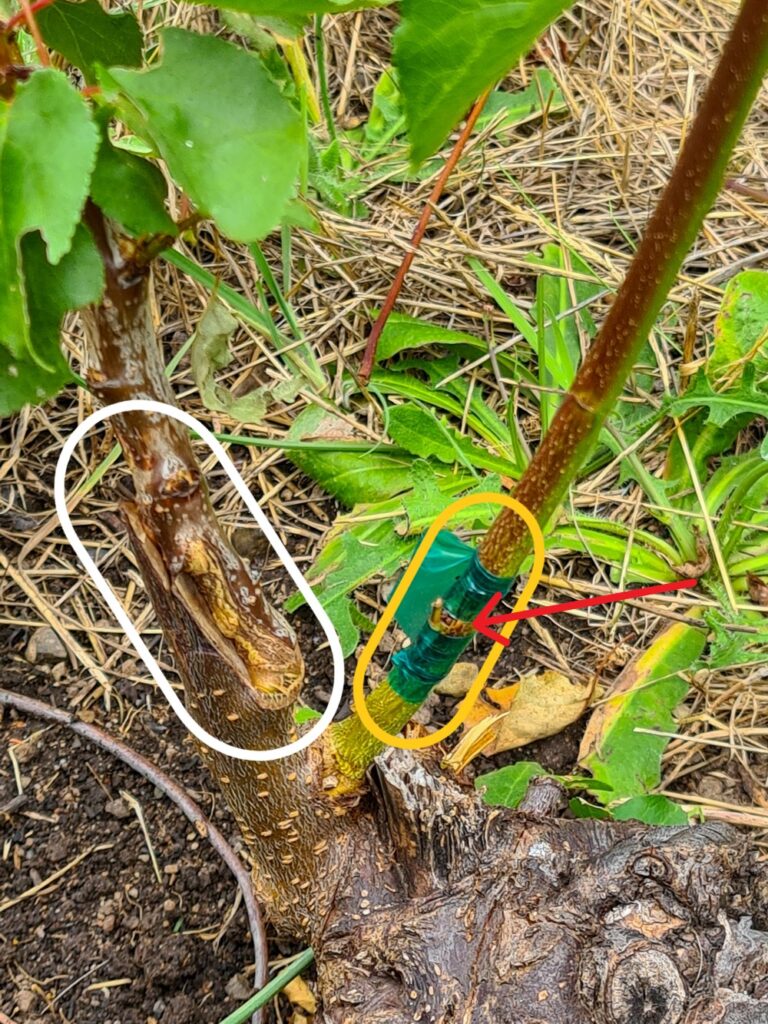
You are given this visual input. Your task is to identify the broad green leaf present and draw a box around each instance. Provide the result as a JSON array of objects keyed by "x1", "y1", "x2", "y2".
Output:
[
  {"x1": 395, "y1": 0, "x2": 576, "y2": 163},
  {"x1": 0, "y1": 224, "x2": 104, "y2": 416},
  {"x1": 90, "y1": 137, "x2": 176, "y2": 237},
  {"x1": 374, "y1": 311, "x2": 484, "y2": 363},
  {"x1": 0, "y1": 70, "x2": 98, "y2": 361},
  {"x1": 387, "y1": 402, "x2": 519, "y2": 476},
  {"x1": 365, "y1": 68, "x2": 405, "y2": 146},
  {"x1": 612, "y1": 795, "x2": 689, "y2": 826},
  {"x1": 568, "y1": 797, "x2": 613, "y2": 820},
  {"x1": 475, "y1": 761, "x2": 546, "y2": 808},
  {"x1": 666, "y1": 366, "x2": 768, "y2": 429},
  {"x1": 103, "y1": 29, "x2": 304, "y2": 242},
  {"x1": 190, "y1": 300, "x2": 301, "y2": 424},
  {"x1": 286, "y1": 404, "x2": 419, "y2": 505},
  {"x1": 478, "y1": 68, "x2": 566, "y2": 134},
  {"x1": 286, "y1": 517, "x2": 412, "y2": 655},
  {"x1": 37, "y1": 0, "x2": 142, "y2": 84},
  {"x1": 578, "y1": 620, "x2": 706, "y2": 803},
  {"x1": 707, "y1": 270, "x2": 768, "y2": 382}
]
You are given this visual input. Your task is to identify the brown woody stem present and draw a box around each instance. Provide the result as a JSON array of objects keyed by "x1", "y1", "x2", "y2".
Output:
[
  {"x1": 480, "y1": 0, "x2": 768, "y2": 579},
  {"x1": 81, "y1": 207, "x2": 345, "y2": 932},
  {"x1": 83, "y1": 203, "x2": 303, "y2": 708},
  {"x1": 357, "y1": 88, "x2": 491, "y2": 384}
]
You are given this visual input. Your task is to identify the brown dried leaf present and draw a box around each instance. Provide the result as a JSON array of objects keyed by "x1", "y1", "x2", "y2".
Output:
[{"x1": 445, "y1": 671, "x2": 592, "y2": 771}]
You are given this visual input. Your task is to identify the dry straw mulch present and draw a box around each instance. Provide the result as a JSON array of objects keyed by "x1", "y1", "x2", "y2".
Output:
[{"x1": 2, "y1": 0, "x2": 768, "y2": 868}]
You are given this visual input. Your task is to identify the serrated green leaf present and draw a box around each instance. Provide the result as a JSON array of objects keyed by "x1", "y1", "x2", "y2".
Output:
[
  {"x1": 1, "y1": 224, "x2": 104, "y2": 417},
  {"x1": 387, "y1": 403, "x2": 519, "y2": 476},
  {"x1": 579, "y1": 620, "x2": 706, "y2": 803},
  {"x1": 703, "y1": 608, "x2": 768, "y2": 669},
  {"x1": 612, "y1": 795, "x2": 689, "y2": 826},
  {"x1": 287, "y1": 517, "x2": 413, "y2": 655},
  {"x1": 103, "y1": 29, "x2": 304, "y2": 242},
  {"x1": 286, "y1": 404, "x2": 419, "y2": 505},
  {"x1": 708, "y1": 270, "x2": 768, "y2": 382},
  {"x1": 666, "y1": 366, "x2": 768, "y2": 428},
  {"x1": 0, "y1": 70, "x2": 98, "y2": 364},
  {"x1": 475, "y1": 761, "x2": 546, "y2": 808},
  {"x1": 37, "y1": 0, "x2": 142, "y2": 84},
  {"x1": 90, "y1": 137, "x2": 176, "y2": 237},
  {"x1": 568, "y1": 797, "x2": 613, "y2": 819},
  {"x1": 395, "y1": 0, "x2": 575, "y2": 163}
]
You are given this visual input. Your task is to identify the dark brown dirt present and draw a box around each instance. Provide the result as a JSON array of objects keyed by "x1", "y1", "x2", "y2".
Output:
[{"x1": 0, "y1": 622, "x2": 335, "y2": 1024}]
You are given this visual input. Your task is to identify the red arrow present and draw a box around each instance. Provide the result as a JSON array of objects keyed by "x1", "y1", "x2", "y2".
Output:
[{"x1": 473, "y1": 578, "x2": 699, "y2": 647}]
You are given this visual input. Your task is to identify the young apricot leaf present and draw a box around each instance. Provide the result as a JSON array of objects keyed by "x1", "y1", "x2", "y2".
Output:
[
  {"x1": 103, "y1": 30, "x2": 304, "y2": 241},
  {"x1": 395, "y1": 0, "x2": 575, "y2": 163},
  {"x1": 0, "y1": 70, "x2": 97, "y2": 361},
  {"x1": 90, "y1": 139, "x2": 176, "y2": 237},
  {"x1": 612, "y1": 795, "x2": 689, "y2": 826},
  {"x1": 1, "y1": 225, "x2": 103, "y2": 416},
  {"x1": 37, "y1": 0, "x2": 142, "y2": 84}
]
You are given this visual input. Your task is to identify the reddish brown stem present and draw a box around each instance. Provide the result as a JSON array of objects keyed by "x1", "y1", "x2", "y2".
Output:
[
  {"x1": 6, "y1": 0, "x2": 55, "y2": 30},
  {"x1": 357, "y1": 88, "x2": 491, "y2": 384},
  {"x1": 479, "y1": 0, "x2": 768, "y2": 578}
]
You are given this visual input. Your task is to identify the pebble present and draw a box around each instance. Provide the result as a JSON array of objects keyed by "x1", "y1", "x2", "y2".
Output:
[
  {"x1": 105, "y1": 798, "x2": 131, "y2": 820},
  {"x1": 16, "y1": 989, "x2": 37, "y2": 1012},
  {"x1": 225, "y1": 973, "x2": 252, "y2": 1001},
  {"x1": 25, "y1": 626, "x2": 67, "y2": 664}
]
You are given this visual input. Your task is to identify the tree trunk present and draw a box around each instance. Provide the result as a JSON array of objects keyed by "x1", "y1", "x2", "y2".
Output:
[{"x1": 123, "y1": 493, "x2": 768, "y2": 1023}]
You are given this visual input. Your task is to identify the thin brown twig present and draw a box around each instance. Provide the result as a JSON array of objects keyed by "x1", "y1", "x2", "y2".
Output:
[
  {"x1": 358, "y1": 88, "x2": 492, "y2": 384},
  {"x1": 0, "y1": 686, "x2": 268, "y2": 1024},
  {"x1": 13, "y1": 0, "x2": 51, "y2": 66}
]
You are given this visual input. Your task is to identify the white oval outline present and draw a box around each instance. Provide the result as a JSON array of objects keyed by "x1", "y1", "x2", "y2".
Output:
[{"x1": 54, "y1": 399, "x2": 345, "y2": 762}]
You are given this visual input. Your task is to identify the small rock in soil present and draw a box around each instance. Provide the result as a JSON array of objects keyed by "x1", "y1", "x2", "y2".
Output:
[
  {"x1": 16, "y1": 988, "x2": 37, "y2": 1012},
  {"x1": 105, "y1": 798, "x2": 131, "y2": 819},
  {"x1": 25, "y1": 626, "x2": 67, "y2": 664},
  {"x1": 225, "y1": 972, "x2": 252, "y2": 1001}
]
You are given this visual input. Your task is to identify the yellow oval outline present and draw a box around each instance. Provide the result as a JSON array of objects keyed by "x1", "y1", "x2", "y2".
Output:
[{"x1": 352, "y1": 492, "x2": 545, "y2": 750}]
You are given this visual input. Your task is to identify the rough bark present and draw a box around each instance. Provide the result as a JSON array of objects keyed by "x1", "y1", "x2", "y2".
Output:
[{"x1": 311, "y1": 753, "x2": 768, "y2": 1024}]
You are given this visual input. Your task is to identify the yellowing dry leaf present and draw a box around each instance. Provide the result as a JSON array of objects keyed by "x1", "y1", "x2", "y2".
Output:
[
  {"x1": 284, "y1": 976, "x2": 317, "y2": 1014},
  {"x1": 445, "y1": 671, "x2": 592, "y2": 772}
]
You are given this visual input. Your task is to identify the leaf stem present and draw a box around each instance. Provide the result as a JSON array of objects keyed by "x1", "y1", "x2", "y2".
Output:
[
  {"x1": 358, "y1": 88, "x2": 492, "y2": 384},
  {"x1": 6, "y1": 0, "x2": 55, "y2": 34}
]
